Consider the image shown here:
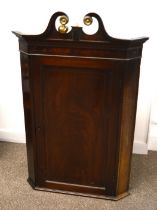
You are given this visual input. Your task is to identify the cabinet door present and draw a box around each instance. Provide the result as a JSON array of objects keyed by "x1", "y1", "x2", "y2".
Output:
[{"x1": 31, "y1": 56, "x2": 123, "y2": 197}]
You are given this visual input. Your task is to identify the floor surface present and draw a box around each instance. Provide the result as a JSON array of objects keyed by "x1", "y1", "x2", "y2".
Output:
[{"x1": 0, "y1": 142, "x2": 157, "y2": 210}]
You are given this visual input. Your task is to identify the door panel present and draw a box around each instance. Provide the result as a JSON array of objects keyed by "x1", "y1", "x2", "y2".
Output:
[
  {"x1": 42, "y1": 66, "x2": 107, "y2": 187},
  {"x1": 31, "y1": 56, "x2": 123, "y2": 195}
]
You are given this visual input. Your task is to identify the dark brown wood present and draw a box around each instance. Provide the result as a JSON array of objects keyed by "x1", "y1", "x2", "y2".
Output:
[{"x1": 13, "y1": 12, "x2": 148, "y2": 200}]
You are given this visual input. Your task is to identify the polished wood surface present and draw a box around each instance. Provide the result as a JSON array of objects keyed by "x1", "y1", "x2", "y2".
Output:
[{"x1": 13, "y1": 12, "x2": 148, "y2": 200}]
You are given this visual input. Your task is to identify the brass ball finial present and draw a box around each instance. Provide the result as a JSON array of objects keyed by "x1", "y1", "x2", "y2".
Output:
[
  {"x1": 58, "y1": 15, "x2": 69, "y2": 34},
  {"x1": 58, "y1": 25, "x2": 68, "y2": 33},
  {"x1": 60, "y1": 15, "x2": 69, "y2": 25},
  {"x1": 83, "y1": 16, "x2": 93, "y2": 26}
]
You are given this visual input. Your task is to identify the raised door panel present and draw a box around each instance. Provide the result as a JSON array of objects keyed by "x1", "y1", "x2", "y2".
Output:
[{"x1": 31, "y1": 56, "x2": 123, "y2": 197}]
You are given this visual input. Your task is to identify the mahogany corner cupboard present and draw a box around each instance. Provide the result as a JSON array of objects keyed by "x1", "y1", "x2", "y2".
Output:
[{"x1": 13, "y1": 12, "x2": 148, "y2": 200}]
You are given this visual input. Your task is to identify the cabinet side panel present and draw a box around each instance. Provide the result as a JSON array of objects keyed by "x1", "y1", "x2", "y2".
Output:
[
  {"x1": 20, "y1": 53, "x2": 36, "y2": 183},
  {"x1": 116, "y1": 59, "x2": 141, "y2": 195}
]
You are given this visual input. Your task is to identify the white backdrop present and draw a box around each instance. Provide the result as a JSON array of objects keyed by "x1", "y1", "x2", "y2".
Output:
[{"x1": 0, "y1": 0, "x2": 156, "y2": 153}]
